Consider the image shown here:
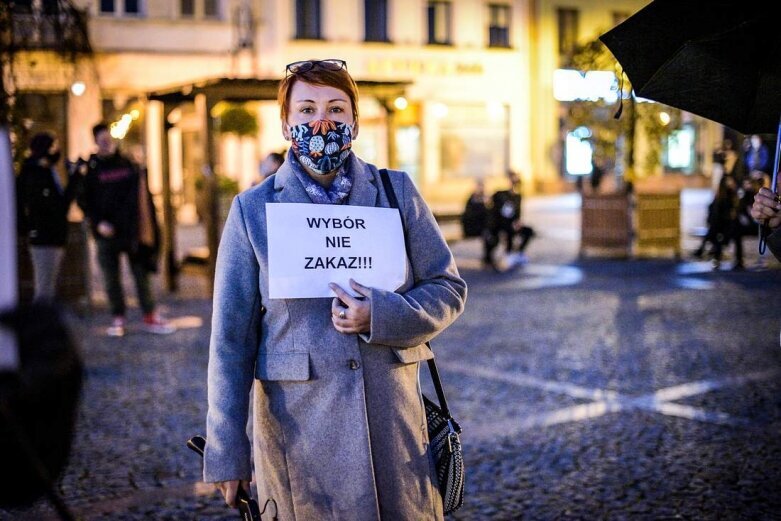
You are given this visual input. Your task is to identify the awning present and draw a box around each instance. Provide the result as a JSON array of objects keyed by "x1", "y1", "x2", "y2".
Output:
[{"x1": 148, "y1": 76, "x2": 409, "y2": 105}]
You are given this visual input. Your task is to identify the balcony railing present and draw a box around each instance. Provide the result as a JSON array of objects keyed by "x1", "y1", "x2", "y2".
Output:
[{"x1": 3, "y1": 3, "x2": 91, "y2": 56}]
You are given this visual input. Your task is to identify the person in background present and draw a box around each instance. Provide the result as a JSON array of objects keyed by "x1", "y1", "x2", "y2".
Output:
[
  {"x1": 254, "y1": 151, "x2": 285, "y2": 185},
  {"x1": 16, "y1": 132, "x2": 79, "y2": 302},
  {"x1": 717, "y1": 138, "x2": 744, "y2": 181},
  {"x1": 744, "y1": 134, "x2": 770, "y2": 179},
  {"x1": 79, "y1": 123, "x2": 174, "y2": 337},
  {"x1": 590, "y1": 156, "x2": 606, "y2": 193},
  {"x1": 730, "y1": 175, "x2": 761, "y2": 270},
  {"x1": 461, "y1": 179, "x2": 490, "y2": 239},
  {"x1": 486, "y1": 170, "x2": 535, "y2": 268},
  {"x1": 693, "y1": 175, "x2": 738, "y2": 269},
  {"x1": 204, "y1": 58, "x2": 466, "y2": 520},
  {"x1": 460, "y1": 179, "x2": 495, "y2": 266}
]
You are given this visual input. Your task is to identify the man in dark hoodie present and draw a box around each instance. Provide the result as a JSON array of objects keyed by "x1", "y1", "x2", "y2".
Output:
[{"x1": 80, "y1": 123, "x2": 174, "y2": 337}]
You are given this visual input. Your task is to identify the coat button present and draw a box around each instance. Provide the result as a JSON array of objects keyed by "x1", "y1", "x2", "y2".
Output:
[{"x1": 348, "y1": 359, "x2": 360, "y2": 370}]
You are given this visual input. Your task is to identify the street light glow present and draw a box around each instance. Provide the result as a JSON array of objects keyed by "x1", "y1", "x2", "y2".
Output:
[
  {"x1": 70, "y1": 81, "x2": 86, "y2": 96},
  {"x1": 432, "y1": 102, "x2": 448, "y2": 119},
  {"x1": 394, "y1": 96, "x2": 408, "y2": 110}
]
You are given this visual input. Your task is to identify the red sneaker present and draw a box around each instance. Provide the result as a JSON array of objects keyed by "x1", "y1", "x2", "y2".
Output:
[{"x1": 142, "y1": 312, "x2": 176, "y2": 335}]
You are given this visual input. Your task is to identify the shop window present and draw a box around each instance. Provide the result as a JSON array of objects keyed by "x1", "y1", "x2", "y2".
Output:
[
  {"x1": 557, "y1": 8, "x2": 579, "y2": 64},
  {"x1": 664, "y1": 124, "x2": 696, "y2": 174},
  {"x1": 295, "y1": 0, "x2": 322, "y2": 40},
  {"x1": 427, "y1": 1, "x2": 452, "y2": 45},
  {"x1": 438, "y1": 103, "x2": 509, "y2": 179},
  {"x1": 180, "y1": 0, "x2": 195, "y2": 17},
  {"x1": 365, "y1": 0, "x2": 389, "y2": 42},
  {"x1": 99, "y1": 0, "x2": 142, "y2": 16},
  {"x1": 204, "y1": 0, "x2": 218, "y2": 18},
  {"x1": 124, "y1": 0, "x2": 139, "y2": 14},
  {"x1": 179, "y1": 0, "x2": 220, "y2": 19},
  {"x1": 488, "y1": 4, "x2": 511, "y2": 48},
  {"x1": 565, "y1": 126, "x2": 593, "y2": 176}
]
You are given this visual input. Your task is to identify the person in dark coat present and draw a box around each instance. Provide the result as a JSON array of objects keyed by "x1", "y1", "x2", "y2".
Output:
[
  {"x1": 79, "y1": 123, "x2": 173, "y2": 337},
  {"x1": 485, "y1": 170, "x2": 535, "y2": 268},
  {"x1": 744, "y1": 134, "x2": 770, "y2": 177},
  {"x1": 730, "y1": 175, "x2": 761, "y2": 270},
  {"x1": 461, "y1": 179, "x2": 489, "y2": 239},
  {"x1": 590, "y1": 157, "x2": 606, "y2": 193},
  {"x1": 693, "y1": 175, "x2": 738, "y2": 269},
  {"x1": 461, "y1": 179, "x2": 498, "y2": 268},
  {"x1": 16, "y1": 132, "x2": 79, "y2": 302}
]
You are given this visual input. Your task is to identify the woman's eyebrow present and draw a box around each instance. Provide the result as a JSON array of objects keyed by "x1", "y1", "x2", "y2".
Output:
[{"x1": 292, "y1": 98, "x2": 348, "y2": 103}]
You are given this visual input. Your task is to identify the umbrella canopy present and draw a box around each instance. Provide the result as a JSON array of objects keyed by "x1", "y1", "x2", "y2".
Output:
[{"x1": 600, "y1": 0, "x2": 781, "y2": 135}]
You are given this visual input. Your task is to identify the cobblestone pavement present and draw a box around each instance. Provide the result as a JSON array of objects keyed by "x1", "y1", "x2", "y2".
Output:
[{"x1": 3, "y1": 192, "x2": 781, "y2": 520}]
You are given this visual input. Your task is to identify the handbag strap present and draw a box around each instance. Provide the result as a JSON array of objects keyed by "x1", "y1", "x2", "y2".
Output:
[{"x1": 379, "y1": 168, "x2": 453, "y2": 419}]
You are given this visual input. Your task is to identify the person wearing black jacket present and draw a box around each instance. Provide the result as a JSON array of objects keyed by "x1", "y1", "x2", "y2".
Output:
[
  {"x1": 485, "y1": 170, "x2": 535, "y2": 269},
  {"x1": 16, "y1": 132, "x2": 79, "y2": 302},
  {"x1": 79, "y1": 123, "x2": 174, "y2": 337},
  {"x1": 693, "y1": 175, "x2": 738, "y2": 269}
]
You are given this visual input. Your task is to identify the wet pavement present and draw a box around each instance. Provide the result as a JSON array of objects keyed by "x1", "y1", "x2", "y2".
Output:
[{"x1": 3, "y1": 190, "x2": 781, "y2": 520}]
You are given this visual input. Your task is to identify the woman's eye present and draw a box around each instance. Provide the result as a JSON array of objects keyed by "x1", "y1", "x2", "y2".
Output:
[
  {"x1": 300, "y1": 107, "x2": 314, "y2": 114},
  {"x1": 329, "y1": 107, "x2": 343, "y2": 113}
]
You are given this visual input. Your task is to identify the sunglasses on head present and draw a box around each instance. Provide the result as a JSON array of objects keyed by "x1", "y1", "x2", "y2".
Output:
[{"x1": 285, "y1": 59, "x2": 347, "y2": 76}]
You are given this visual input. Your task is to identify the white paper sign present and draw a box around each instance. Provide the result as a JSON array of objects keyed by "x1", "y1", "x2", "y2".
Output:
[{"x1": 266, "y1": 203, "x2": 406, "y2": 299}]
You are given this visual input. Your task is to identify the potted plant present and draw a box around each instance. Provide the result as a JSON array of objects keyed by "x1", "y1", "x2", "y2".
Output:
[{"x1": 566, "y1": 35, "x2": 684, "y2": 258}]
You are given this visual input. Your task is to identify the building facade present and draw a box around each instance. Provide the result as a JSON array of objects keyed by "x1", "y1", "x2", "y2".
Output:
[
  {"x1": 530, "y1": 0, "x2": 720, "y2": 192},
  {"x1": 10, "y1": 0, "x2": 719, "y2": 216}
]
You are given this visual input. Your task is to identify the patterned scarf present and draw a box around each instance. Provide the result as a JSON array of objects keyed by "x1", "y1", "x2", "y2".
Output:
[{"x1": 288, "y1": 149, "x2": 354, "y2": 205}]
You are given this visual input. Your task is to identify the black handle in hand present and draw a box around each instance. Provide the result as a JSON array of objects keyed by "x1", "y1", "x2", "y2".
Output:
[{"x1": 186, "y1": 436, "x2": 264, "y2": 521}]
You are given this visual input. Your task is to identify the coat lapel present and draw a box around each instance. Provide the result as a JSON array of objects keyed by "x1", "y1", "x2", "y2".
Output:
[
  {"x1": 273, "y1": 162, "x2": 311, "y2": 203},
  {"x1": 346, "y1": 154, "x2": 379, "y2": 208}
]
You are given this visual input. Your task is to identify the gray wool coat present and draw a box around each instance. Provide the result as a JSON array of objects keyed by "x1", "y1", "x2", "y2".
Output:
[{"x1": 204, "y1": 153, "x2": 467, "y2": 521}]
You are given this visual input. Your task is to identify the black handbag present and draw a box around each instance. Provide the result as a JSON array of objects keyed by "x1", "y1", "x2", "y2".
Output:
[{"x1": 379, "y1": 169, "x2": 465, "y2": 514}]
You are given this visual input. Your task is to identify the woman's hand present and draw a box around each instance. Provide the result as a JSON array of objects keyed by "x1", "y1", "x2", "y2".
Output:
[
  {"x1": 751, "y1": 187, "x2": 781, "y2": 230},
  {"x1": 216, "y1": 479, "x2": 251, "y2": 508},
  {"x1": 329, "y1": 279, "x2": 371, "y2": 334}
]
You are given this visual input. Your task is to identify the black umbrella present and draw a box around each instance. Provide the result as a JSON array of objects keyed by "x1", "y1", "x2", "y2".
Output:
[
  {"x1": 599, "y1": 0, "x2": 781, "y2": 251},
  {"x1": 600, "y1": 1, "x2": 781, "y2": 134}
]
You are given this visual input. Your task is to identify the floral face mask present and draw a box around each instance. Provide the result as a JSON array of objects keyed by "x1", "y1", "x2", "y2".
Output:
[{"x1": 288, "y1": 119, "x2": 353, "y2": 175}]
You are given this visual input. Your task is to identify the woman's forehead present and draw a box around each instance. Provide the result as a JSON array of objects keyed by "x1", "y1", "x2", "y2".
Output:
[{"x1": 290, "y1": 81, "x2": 349, "y2": 102}]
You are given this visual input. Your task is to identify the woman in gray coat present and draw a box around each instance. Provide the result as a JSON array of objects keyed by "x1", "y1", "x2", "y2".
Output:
[{"x1": 204, "y1": 59, "x2": 467, "y2": 520}]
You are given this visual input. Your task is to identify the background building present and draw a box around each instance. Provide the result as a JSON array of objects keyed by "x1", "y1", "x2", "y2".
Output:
[
  {"x1": 8, "y1": 0, "x2": 728, "y2": 269},
  {"x1": 530, "y1": 0, "x2": 720, "y2": 193}
]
